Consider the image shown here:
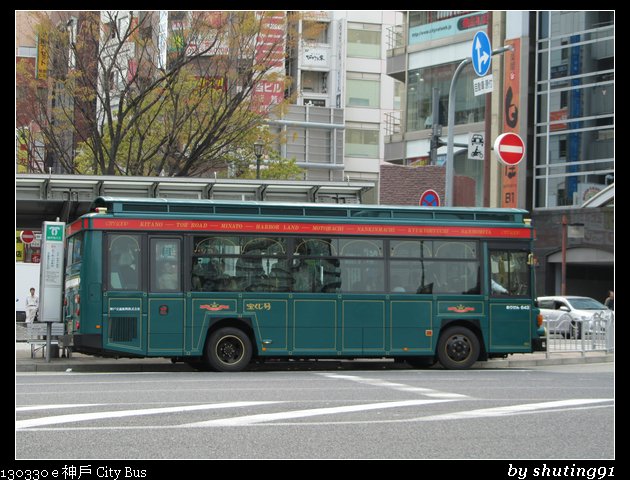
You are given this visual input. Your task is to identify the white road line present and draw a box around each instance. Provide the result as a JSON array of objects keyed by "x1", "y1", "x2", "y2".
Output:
[
  {"x1": 16, "y1": 404, "x2": 105, "y2": 412},
  {"x1": 184, "y1": 399, "x2": 456, "y2": 427},
  {"x1": 414, "y1": 398, "x2": 613, "y2": 422},
  {"x1": 16, "y1": 401, "x2": 282, "y2": 430},
  {"x1": 19, "y1": 402, "x2": 613, "y2": 431},
  {"x1": 318, "y1": 373, "x2": 469, "y2": 399}
]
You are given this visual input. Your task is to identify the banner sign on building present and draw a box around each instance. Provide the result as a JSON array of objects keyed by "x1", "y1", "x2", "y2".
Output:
[
  {"x1": 36, "y1": 32, "x2": 48, "y2": 80},
  {"x1": 501, "y1": 38, "x2": 520, "y2": 208},
  {"x1": 409, "y1": 11, "x2": 488, "y2": 45}
]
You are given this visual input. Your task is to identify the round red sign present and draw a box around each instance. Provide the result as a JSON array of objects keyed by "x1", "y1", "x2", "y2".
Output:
[
  {"x1": 494, "y1": 133, "x2": 525, "y2": 166},
  {"x1": 419, "y1": 189, "x2": 440, "y2": 207},
  {"x1": 20, "y1": 230, "x2": 35, "y2": 244}
]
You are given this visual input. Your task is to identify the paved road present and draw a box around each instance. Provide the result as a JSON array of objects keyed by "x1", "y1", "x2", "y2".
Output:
[{"x1": 16, "y1": 363, "x2": 613, "y2": 459}]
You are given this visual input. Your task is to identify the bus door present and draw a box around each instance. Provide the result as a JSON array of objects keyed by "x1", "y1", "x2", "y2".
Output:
[
  {"x1": 105, "y1": 233, "x2": 146, "y2": 355},
  {"x1": 147, "y1": 237, "x2": 184, "y2": 356},
  {"x1": 487, "y1": 245, "x2": 533, "y2": 353}
]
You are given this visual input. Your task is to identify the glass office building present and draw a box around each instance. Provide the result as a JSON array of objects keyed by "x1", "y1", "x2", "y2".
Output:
[{"x1": 534, "y1": 11, "x2": 614, "y2": 208}]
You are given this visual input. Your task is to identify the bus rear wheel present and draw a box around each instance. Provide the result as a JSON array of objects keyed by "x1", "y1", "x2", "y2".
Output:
[
  {"x1": 205, "y1": 327, "x2": 252, "y2": 372},
  {"x1": 437, "y1": 326, "x2": 480, "y2": 370}
]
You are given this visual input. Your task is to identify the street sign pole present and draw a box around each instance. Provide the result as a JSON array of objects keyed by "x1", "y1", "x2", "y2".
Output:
[{"x1": 445, "y1": 44, "x2": 513, "y2": 207}]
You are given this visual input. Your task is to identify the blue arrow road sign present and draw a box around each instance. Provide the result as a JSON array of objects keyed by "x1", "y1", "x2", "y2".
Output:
[{"x1": 472, "y1": 31, "x2": 492, "y2": 77}]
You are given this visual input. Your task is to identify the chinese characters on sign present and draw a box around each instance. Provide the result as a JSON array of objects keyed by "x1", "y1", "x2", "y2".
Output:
[
  {"x1": 246, "y1": 303, "x2": 272, "y2": 311},
  {"x1": 472, "y1": 75, "x2": 493, "y2": 96},
  {"x1": 501, "y1": 38, "x2": 520, "y2": 208}
]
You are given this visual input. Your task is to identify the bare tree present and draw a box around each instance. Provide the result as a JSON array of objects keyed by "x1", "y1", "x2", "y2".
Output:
[{"x1": 17, "y1": 11, "x2": 292, "y2": 177}]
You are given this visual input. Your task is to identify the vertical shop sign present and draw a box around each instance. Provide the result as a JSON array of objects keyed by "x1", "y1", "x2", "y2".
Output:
[{"x1": 501, "y1": 38, "x2": 520, "y2": 208}]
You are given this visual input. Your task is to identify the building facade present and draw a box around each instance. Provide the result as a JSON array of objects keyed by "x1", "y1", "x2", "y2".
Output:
[
  {"x1": 383, "y1": 10, "x2": 614, "y2": 296},
  {"x1": 531, "y1": 11, "x2": 614, "y2": 297},
  {"x1": 385, "y1": 11, "x2": 499, "y2": 207},
  {"x1": 286, "y1": 11, "x2": 402, "y2": 190}
]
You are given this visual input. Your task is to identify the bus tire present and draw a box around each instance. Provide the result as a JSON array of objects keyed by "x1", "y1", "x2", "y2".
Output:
[
  {"x1": 205, "y1": 327, "x2": 252, "y2": 372},
  {"x1": 437, "y1": 326, "x2": 480, "y2": 370}
]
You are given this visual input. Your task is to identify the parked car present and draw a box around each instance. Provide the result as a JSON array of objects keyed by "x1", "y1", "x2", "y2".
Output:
[{"x1": 537, "y1": 296, "x2": 612, "y2": 339}]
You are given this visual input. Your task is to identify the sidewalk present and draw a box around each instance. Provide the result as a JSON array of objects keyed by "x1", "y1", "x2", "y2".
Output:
[{"x1": 15, "y1": 340, "x2": 614, "y2": 373}]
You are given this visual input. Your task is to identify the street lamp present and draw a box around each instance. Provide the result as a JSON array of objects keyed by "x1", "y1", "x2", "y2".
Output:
[
  {"x1": 444, "y1": 44, "x2": 513, "y2": 207},
  {"x1": 253, "y1": 137, "x2": 264, "y2": 180}
]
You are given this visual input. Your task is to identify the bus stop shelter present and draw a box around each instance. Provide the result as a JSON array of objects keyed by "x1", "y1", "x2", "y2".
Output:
[{"x1": 16, "y1": 174, "x2": 376, "y2": 229}]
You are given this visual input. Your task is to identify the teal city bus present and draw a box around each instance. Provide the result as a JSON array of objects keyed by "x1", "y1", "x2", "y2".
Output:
[{"x1": 60, "y1": 197, "x2": 546, "y2": 371}]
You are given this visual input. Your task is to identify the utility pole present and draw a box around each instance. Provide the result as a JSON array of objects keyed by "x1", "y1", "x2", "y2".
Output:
[
  {"x1": 429, "y1": 87, "x2": 444, "y2": 164},
  {"x1": 444, "y1": 45, "x2": 513, "y2": 207}
]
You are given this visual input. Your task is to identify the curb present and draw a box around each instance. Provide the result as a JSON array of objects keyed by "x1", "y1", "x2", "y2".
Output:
[{"x1": 16, "y1": 353, "x2": 614, "y2": 373}]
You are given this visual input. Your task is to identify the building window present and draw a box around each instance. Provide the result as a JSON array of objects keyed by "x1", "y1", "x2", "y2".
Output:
[
  {"x1": 346, "y1": 74, "x2": 380, "y2": 108},
  {"x1": 303, "y1": 20, "x2": 329, "y2": 44},
  {"x1": 534, "y1": 11, "x2": 614, "y2": 209},
  {"x1": 407, "y1": 63, "x2": 484, "y2": 132},
  {"x1": 301, "y1": 70, "x2": 327, "y2": 94},
  {"x1": 393, "y1": 80, "x2": 403, "y2": 111},
  {"x1": 347, "y1": 25, "x2": 381, "y2": 59},
  {"x1": 345, "y1": 127, "x2": 379, "y2": 158}
]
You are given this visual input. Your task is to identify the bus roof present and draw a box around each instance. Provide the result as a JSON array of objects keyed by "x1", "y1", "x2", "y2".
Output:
[{"x1": 90, "y1": 196, "x2": 529, "y2": 224}]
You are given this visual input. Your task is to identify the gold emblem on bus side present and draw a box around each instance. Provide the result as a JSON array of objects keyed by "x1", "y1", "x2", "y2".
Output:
[
  {"x1": 200, "y1": 303, "x2": 230, "y2": 312},
  {"x1": 447, "y1": 305, "x2": 475, "y2": 313}
]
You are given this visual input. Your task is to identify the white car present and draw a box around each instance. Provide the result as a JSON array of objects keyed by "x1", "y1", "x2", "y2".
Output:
[{"x1": 537, "y1": 296, "x2": 612, "y2": 339}]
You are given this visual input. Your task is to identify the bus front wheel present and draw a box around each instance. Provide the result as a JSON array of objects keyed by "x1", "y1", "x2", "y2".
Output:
[
  {"x1": 205, "y1": 327, "x2": 252, "y2": 372},
  {"x1": 437, "y1": 326, "x2": 480, "y2": 370}
]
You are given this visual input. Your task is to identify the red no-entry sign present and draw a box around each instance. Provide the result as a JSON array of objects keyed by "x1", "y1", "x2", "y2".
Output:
[
  {"x1": 494, "y1": 133, "x2": 525, "y2": 166},
  {"x1": 20, "y1": 230, "x2": 35, "y2": 244}
]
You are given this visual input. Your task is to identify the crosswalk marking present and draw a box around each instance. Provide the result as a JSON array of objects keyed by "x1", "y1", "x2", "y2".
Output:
[
  {"x1": 413, "y1": 398, "x2": 613, "y2": 422},
  {"x1": 16, "y1": 401, "x2": 282, "y2": 430},
  {"x1": 16, "y1": 404, "x2": 105, "y2": 412},
  {"x1": 317, "y1": 373, "x2": 469, "y2": 399},
  {"x1": 183, "y1": 399, "x2": 456, "y2": 427}
]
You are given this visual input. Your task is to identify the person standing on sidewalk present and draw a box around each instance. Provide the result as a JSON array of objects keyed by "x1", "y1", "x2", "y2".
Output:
[
  {"x1": 25, "y1": 287, "x2": 38, "y2": 323},
  {"x1": 604, "y1": 290, "x2": 614, "y2": 311}
]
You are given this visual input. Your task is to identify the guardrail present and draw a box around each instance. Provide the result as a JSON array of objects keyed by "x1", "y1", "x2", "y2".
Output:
[
  {"x1": 26, "y1": 322, "x2": 68, "y2": 358},
  {"x1": 545, "y1": 311, "x2": 614, "y2": 357}
]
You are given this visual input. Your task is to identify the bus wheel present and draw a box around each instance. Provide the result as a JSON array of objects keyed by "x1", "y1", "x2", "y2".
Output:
[
  {"x1": 205, "y1": 327, "x2": 252, "y2": 372},
  {"x1": 437, "y1": 326, "x2": 480, "y2": 370}
]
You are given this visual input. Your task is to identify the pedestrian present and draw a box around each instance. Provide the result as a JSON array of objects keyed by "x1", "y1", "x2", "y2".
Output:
[
  {"x1": 604, "y1": 290, "x2": 614, "y2": 311},
  {"x1": 25, "y1": 287, "x2": 39, "y2": 323}
]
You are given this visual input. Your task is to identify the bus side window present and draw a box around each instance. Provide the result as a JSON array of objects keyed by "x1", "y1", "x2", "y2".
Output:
[
  {"x1": 108, "y1": 234, "x2": 141, "y2": 290},
  {"x1": 489, "y1": 250, "x2": 529, "y2": 296},
  {"x1": 150, "y1": 238, "x2": 181, "y2": 292}
]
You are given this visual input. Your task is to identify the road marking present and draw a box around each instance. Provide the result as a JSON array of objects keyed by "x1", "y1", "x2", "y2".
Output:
[
  {"x1": 16, "y1": 401, "x2": 282, "y2": 430},
  {"x1": 413, "y1": 398, "x2": 613, "y2": 422},
  {"x1": 184, "y1": 399, "x2": 456, "y2": 427},
  {"x1": 16, "y1": 404, "x2": 105, "y2": 412},
  {"x1": 17, "y1": 398, "x2": 614, "y2": 432},
  {"x1": 19, "y1": 403, "x2": 613, "y2": 431},
  {"x1": 318, "y1": 373, "x2": 469, "y2": 399}
]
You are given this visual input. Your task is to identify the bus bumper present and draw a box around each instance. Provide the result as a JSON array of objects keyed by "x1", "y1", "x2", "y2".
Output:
[
  {"x1": 532, "y1": 337, "x2": 547, "y2": 352},
  {"x1": 58, "y1": 333, "x2": 102, "y2": 352}
]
